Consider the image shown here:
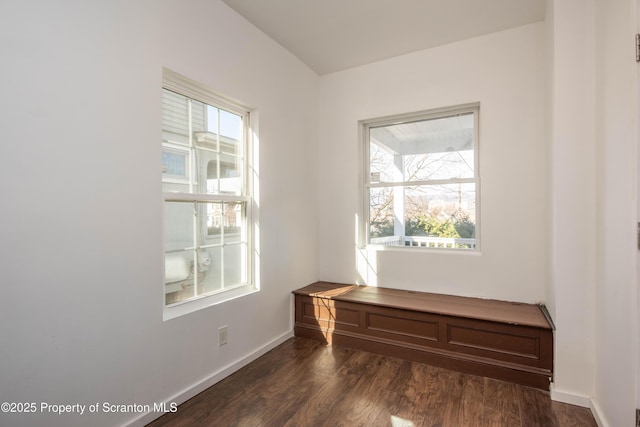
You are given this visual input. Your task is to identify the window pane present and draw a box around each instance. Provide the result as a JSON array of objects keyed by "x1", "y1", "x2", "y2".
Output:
[
  {"x1": 162, "y1": 89, "x2": 190, "y2": 145},
  {"x1": 223, "y1": 243, "x2": 245, "y2": 286},
  {"x1": 162, "y1": 88, "x2": 245, "y2": 197},
  {"x1": 165, "y1": 201, "x2": 194, "y2": 251},
  {"x1": 201, "y1": 246, "x2": 222, "y2": 295},
  {"x1": 204, "y1": 201, "x2": 244, "y2": 238},
  {"x1": 369, "y1": 142, "x2": 399, "y2": 183},
  {"x1": 404, "y1": 150, "x2": 474, "y2": 181},
  {"x1": 220, "y1": 109, "x2": 243, "y2": 143},
  {"x1": 164, "y1": 250, "x2": 197, "y2": 305},
  {"x1": 162, "y1": 149, "x2": 187, "y2": 178},
  {"x1": 369, "y1": 183, "x2": 476, "y2": 249},
  {"x1": 405, "y1": 183, "x2": 476, "y2": 239},
  {"x1": 369, "y1": 112, "x2": 475, "y2": 183},
  {"x1": 207, "y1": 105, "x2": 219, "y2": 135},
  {"x1": 164, "y1": 200, "x2": 248, "y2": 305},
  {"x1": 203, "y1": 153, "x2": 242, "y2": 195},
  {"x1": 223, "y1": 202, "x2": 244, "y2": 243},
  {"x1": 164, "y1": 201, "x2": 196, "y2": 305},
  {"x1": 369, "y1": 187, "x2": 395, "y2": 239},
  {"x1": 205, "y1": 201, "x2": 223, "y2": 237},
  {"x1": 189, "y1": 99, "x2": 207, "y2": 135}
]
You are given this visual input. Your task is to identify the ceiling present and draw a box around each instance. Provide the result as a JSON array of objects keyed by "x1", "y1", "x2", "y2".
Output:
[{"x1": 222, "y1": 0, "x2": 547, "y2": 75}]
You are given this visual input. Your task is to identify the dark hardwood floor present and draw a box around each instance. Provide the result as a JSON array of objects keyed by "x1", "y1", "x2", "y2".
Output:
[{"x1": 147, "y1": 337, "x2": 597, "y2": 427}]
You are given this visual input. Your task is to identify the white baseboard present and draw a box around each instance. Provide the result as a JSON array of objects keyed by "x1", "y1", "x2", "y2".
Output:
[
  {"x1": 550, "y1": 384, "x2": 607, "y2": 427},
  {"x1": 550, "y1": 384, "x2": 592, "y2": 407},
  {"x1": 588, "y1": 398, "x2": 607, "y2": 427},
  {"x1": 124, "y1": 330, "x2": 295, "y2": 427}
]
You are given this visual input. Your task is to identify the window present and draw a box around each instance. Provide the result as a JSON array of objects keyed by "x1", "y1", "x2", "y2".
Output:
[
  {"x1": 362, "y1": 104, "x2": 479, "y2": 250},
  {"x1": 162, "y1": 69, "x2": 255, "y2": 316}
]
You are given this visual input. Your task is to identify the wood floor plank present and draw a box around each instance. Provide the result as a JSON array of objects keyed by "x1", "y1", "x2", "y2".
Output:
[
  {"x1": 482, "y1": 378, "x2": 522, "y2": 426},
  {"x1": 519, "y1": 386, "x2": 556, "y2": 427},
  {"x1": 551, "y1": 401, "x2": 599, "y2": 427},
  {"x1": 282, "y1": 348, "x2": 375, "y2": 427},
  {"x1": 147, "y1": 338, "x2": 596, "y2": 427},
  {"x1": 325, "y1": 354, "x2": 402, "y2": 427},
  {"x1": 256, "y1": 343, "x2": 355, "y2": 426},
  {"x1": 378, "y1": 360, "x2": 425, "y2": 426},
  {"x1": 439, "y1": 370, "x2": 467, "y2": 427},
  {"x1": 236, "y1": 341, "x2": 355, "y2": 427},
  {"x1": 409, "y1": 363, "x2": 444, "y2": 426},
  {"x1": 457, "y1": 374, "x2": 486, "y2": 426}
]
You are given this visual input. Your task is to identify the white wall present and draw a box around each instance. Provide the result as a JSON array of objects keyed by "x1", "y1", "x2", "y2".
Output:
[
  {"x1": 318, "y1": 24, "x2": 549, "y2": 304},
  {"x1": 593, "y1": 0, "x2": 638, "y2": 425},
  {"x1": 0, "y1": 1, "x2": 318, "y2": 426},
  {"x1": 547, "y1": 0, "x2": 597, "y2": 403},
  {"x1": 546, "y1": 2, "x2": 639, "y2": 425}
]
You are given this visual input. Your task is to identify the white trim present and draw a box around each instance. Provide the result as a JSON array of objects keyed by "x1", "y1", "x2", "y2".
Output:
[
  {"x1": 163, "y1": 285, "x2": 258, "y2": 321},
  {"x1": 123, "y1": 330, "x2": 295, "y2": 427},
  {"x1": 162, "y1": 68, "x2": 250, "y2": 116},
  {"x1": 550, "y1": 384, "x2": 592, "y2": 407},
  {"x1": 163, "y1": 192, "x2": 249, "y2": 203},
  {"x1": 360, "y1": 102, "x2": 481, "y2": 128},
  {"x1": 589, "y1": 398, "x2": 607, "y2": 427},
  {"x1": 367, "y1": 177, "x2": 476, "y2": 188},
  {"x1": 550, "y1": 384, "x2": 607, "y2": 427}
]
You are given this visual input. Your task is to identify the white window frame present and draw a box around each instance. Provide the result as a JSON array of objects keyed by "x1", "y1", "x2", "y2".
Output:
[
  {"x1": 162, "y1": 68, "x2": 257, "y2": 320},
  {"x1": 360, "y1": 103, "x2": 480, "y2": 252}
]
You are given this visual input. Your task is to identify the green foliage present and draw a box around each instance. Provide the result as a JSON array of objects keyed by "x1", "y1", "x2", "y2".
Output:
[
  {"x1": 417, "y1": 211, "x2": 475, "y2": 239},
  {"x1": 370, "y1": 212, "x2": 475, "y2": 240},
  {"x1": 419, "y1": 216, "x2": 459, "y2": 238},
  {"x1": 451, "y1": 211, "x2": 475, "y2": 238},
  {"x1": 404, "y1": 218, "x2": 426, "y2": 236}
]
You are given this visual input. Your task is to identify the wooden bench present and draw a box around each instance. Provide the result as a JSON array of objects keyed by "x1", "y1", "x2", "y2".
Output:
[{"x1": 293, "y1": 281, "x2": 554, "y2": 390}]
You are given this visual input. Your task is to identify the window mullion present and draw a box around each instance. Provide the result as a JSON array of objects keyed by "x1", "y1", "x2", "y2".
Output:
[
  {"x1": 192, "y1": 202, "x2": 198, "y2": 299},
  {"x1": 221, "y1": 202, "x2": 225, "y2": 290},
  {"x1": 367, "y1": 177, "x2": 476, "y2": 188},
  {"x1": 188, "y1": 99, "x2": 194, "y2": 194},
  {"x1": 164, "y1": 193, "x2": 249, "y2": 203}
]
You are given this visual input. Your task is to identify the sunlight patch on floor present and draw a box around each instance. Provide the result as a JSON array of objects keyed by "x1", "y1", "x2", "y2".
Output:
[{"x1": 391, "y1": 415, "x2": 415, "y2": 427}]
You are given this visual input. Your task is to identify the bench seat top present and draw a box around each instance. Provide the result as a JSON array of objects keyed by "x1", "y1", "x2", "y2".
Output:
[{"x1": 294, "y1": 281, "x2": 552, "y2": 330}]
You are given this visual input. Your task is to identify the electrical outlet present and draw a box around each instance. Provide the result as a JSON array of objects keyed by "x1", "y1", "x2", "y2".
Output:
[{"x1": 218, "y1": 326, "x2": 228, "y2": 346}]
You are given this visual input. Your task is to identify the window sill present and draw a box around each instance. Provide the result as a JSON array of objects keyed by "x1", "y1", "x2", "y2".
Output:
[
  {"x1": 163, "y1": 284, "x2": 258, "y2": 321},
  {"x1": 364, "y1": 244, "x2": 482, "y2": 256}
]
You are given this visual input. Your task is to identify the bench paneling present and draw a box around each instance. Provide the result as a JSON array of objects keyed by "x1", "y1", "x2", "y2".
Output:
[{"x1": 294, "y1": 282, "x2": 554, "y2": 390}]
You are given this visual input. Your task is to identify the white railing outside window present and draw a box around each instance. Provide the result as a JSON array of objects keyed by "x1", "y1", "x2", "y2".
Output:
[{"x1": 371, "y1": 236, "x2": 476, "y2": 249}]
